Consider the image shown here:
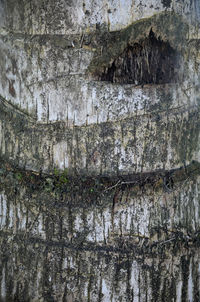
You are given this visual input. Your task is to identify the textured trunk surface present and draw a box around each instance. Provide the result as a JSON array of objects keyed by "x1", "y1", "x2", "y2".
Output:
[{"x1": 0, "y1": 0, "x2": 200, "y2": 301}]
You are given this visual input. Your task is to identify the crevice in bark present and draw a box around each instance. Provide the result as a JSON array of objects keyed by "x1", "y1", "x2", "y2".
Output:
[{"x1": 0, "y1": 158, "x2": 199, "y2": 196}]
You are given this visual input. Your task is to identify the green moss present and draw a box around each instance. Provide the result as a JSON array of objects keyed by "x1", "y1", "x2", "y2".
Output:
[
  {"x1": 59, "y1": 174, "x2": 68, "y2": 184},
  {"x1": 54, "y1": 168, "x2": 60, "y2": 177},
  {"x1": 15, "y1": 172, "x2": 23, "y2": 181},
  {"x1": 53, "y1": 168, "x2": 69, "y2": 185}
]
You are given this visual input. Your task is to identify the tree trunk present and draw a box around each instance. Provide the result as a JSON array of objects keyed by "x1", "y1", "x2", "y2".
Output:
[{"x1": 0, "y1": 1, "x2": 200, "y2": 301}]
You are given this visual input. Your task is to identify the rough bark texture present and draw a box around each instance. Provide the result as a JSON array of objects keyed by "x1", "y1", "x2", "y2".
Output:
[{"x1": 0, "y1": 0, "x2": 200, "y2": 301}]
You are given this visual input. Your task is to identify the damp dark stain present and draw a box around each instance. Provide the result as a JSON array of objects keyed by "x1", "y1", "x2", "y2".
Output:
[
  {"x1": 161, "y1": 0, "x2": 172, "y2": 8},
  {"x1": 11, "y1": 58, "x2": 18, "y2": 75},
  {"x1": 181, "y1": 256, "x2": 190, "y2": 302},
  {"x1": 9, "y1": 79, "x2": 16, "y2": 97}
]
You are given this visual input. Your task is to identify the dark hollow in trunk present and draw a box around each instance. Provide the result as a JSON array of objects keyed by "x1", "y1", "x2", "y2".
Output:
[{"x1": 100, "y1": 30, "x2": 180, "y2": 85}]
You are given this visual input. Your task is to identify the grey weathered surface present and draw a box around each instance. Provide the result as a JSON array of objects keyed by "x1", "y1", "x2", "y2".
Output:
[
  {"x1": 0, "y1": 164, "x2": 200, "y2": 248},
  {"x1": 0, "y1": 9, "x2": 200, "y2": 175},
  {"x1": 0, "y1": 166, "x2": 200, "y2": 301},
  {"x1": 1, "y1": 167, "x2": 199, "y2": 302},
  {"x1": 0, "y1": 0, "x2": 200, "y2": 301},
  {"x1": 0, "y1": 238, "x2": 199, "y2": 302},
  {"x1": 1, "y1": 89, "x2": 200, "y2": 175}
]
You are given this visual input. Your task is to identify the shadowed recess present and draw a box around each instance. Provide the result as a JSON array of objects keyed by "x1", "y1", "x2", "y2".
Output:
[{"x1": 100, "y1": 30, "x2": 181, "y2": 85}]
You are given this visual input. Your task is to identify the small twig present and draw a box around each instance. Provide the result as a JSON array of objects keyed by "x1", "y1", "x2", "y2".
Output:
[
  {"x1": 104, "y1": 180, "x2": 121, "y2": 192},
  {"x1": 158, "y1": 237, "x2": 176, "y2": 245},
  {"x1": 121, "y1": 180, "x2": 137, "y2": 185},
  {"x1": 22, "y1": 211, "x2": 40, "y2": 240},
  {"x1": 80, "y1": 33, "x2": 84, "y2": 48}
]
